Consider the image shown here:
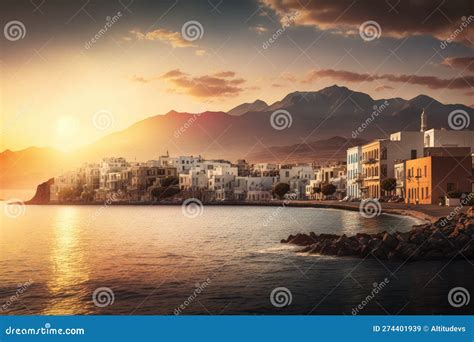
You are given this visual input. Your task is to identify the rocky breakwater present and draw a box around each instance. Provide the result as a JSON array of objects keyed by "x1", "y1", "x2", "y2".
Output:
[{"x1": 281, "y1": 209, "x2": 474, "y2": 261}]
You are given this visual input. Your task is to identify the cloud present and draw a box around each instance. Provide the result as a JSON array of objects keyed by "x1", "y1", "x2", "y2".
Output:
[
  {"x1": 130, "y1": 75, "x2": 157, "y2": 83},
  {"x1": 195, "y1": 49, "x2": 207, "y2": 56},
  {"x1": 128, "y1": 29, "x2": 195, "y2": 48},
  {"x1": 214, "y1": 71, "x2": 236, "y2": 78},
  {"x1": 261, "y1": 0, "x2": 474, "y2": 45},
  {"x1": 162, "y1": 70, "x2": 246, "y2": 98},
  {"x1": 441, "y1": 57, "x2": 474, "y2": 73},
  {"x1": 161, "y1": 69, "x2": 188, "y2": 78},
  {"x1": 375, "y1": 85, "x2": 394, "y2": 91},
  {"x1": 250, "y1": 25, "x2": 268, "y2": 34},
  {"x1": 303, "y1": 68, "x2": 474, "y2": 89},
  {"x1": 271, "y1": 83, "x2": 284, "y2": 88}
]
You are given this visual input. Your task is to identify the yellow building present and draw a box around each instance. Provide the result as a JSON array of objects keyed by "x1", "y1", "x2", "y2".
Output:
[{"x1": 361, "y1": 140, "x2": 382, "y2": 198}]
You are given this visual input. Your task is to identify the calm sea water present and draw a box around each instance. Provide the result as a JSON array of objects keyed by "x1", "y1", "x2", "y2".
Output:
[{"x1": 1, "y1": 204, "x2": 473, "y2": 315}]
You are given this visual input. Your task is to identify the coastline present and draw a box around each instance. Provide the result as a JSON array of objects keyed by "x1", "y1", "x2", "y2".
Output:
[{"x1": 23, "y1": 199, "x2": 449, "y2": 223}]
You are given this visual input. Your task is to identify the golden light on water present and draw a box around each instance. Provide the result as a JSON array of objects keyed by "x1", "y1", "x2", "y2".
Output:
[{"x1": 42, "y1": 207, "x2": 90, "y2": 315}]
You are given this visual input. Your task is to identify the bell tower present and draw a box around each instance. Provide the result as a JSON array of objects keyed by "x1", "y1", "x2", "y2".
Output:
[{"x1": 420, "y1": 108, "x2": 427, "y2": 132}]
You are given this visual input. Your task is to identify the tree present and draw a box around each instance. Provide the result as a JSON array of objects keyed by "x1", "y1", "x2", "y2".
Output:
[
  {"x1": 273, "y1": 182, "x2": 290, "y2": 199},
  {"x1": 381, "y1": 178, "x2": 397, "y2": 194},
  {"x1": 160, "y1": 176, "x2": 179, "y2": 188},
  {"x1": 80, "y1": 190, "x2": 95, "y2": 202},
  {"x1": 58, "y1": 188, "x2": 75, "y2": 202},
  {"x1": 312, "y1": 187, "x2": 321, "y2": 194},
  {"x1": 321, "y1": 184, "x2": 336, "y2": 197}
]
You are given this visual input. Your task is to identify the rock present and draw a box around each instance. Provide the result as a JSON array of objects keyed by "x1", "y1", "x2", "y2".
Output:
[
  {"x1": 410, "y1": 231, "x2": 425, "y2": 245},
  {"x1": 396, "y1": 231, "x2": 411, "y2": 243},
  {"x1": 26, "y1": 178, "x2": 54, "y2": 204},
  {"x1": 281, "y1": 209, "x2": 474, "y2": 261},
  {"x1": 382, "y1": 233, "x2": 399, "y2": 249}
]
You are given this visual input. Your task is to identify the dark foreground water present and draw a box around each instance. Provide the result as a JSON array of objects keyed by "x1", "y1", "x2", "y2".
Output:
[{"x1": 1, "y1": 204, "x2": 473, "y2": 315}]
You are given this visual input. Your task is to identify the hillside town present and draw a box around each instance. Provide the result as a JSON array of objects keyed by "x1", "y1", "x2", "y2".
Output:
[{"x1": 48, "y1": 110, "x2": 474, "y2": 207}]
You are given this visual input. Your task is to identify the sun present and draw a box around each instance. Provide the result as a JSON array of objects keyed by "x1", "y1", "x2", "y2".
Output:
[{"x1": 56, "y1": 116, "x2": 78, "y2": 138}]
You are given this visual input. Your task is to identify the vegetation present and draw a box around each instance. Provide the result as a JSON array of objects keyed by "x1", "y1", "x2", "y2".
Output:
[
  {"x1": 321, "y1": 184, "x2": 336, "y2": 197},
  {"x1": 446, "y1": 190, "x2": 462, "y2": 199},
  {"x1": 381, "y1": 178, "x2": 397, "y2": 193},
  {"x1": 273, "y1": 182, "x2": 290, "y2": 199}
]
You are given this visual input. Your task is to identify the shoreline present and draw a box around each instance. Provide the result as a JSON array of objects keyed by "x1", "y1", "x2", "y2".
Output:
[{"x1": 22, "y1": 199, "x2": 443, "y2": 223}]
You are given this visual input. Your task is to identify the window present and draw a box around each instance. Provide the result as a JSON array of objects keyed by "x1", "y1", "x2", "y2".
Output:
[
  {"x1": 411, "y1": 149, "x2": 417, "y2": 159},
  {"x1": 424, "y1": 165, "x2": 427, "y2": 177}
]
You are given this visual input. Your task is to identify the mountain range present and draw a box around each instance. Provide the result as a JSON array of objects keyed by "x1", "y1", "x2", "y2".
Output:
[{"x1": 1, "y1": 85, "x2": 473, "y2": 190}]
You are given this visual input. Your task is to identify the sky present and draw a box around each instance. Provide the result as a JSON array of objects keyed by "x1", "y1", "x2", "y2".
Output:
[{"x1": 1, "y1": 0, "x2": 473, "y2": 152}]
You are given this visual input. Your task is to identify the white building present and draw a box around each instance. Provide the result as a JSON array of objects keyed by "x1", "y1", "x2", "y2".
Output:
[
  {"x1": 346, "y1": 146, "x2": 362, "y2": 199},
  {"x1": 424, "y1": 128, "x2": 474, "y2": 152}
]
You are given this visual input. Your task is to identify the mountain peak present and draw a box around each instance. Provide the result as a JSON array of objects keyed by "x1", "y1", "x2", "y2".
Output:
[{"x1": 227, "y1": 99, "x2": 268, "y2": 116}]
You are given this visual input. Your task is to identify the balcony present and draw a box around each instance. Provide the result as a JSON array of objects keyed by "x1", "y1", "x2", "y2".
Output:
[{"x1": 362, "y1": 158, "x2": 378, "y2": 164}]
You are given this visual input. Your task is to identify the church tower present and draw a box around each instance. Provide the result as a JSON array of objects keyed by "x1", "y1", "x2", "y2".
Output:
[{"x1": 420, "y1": 108, "x2": 427, "y2": 132}]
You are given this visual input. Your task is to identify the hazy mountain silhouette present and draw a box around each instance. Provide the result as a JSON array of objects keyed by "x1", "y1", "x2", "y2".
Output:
[{"x1": 2, "y1": 85, "x2": 473, "y2": 190}]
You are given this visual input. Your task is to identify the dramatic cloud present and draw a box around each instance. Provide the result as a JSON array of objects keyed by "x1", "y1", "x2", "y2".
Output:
[
  {"x1": 375, "y1": 85, "x2": 394, "y2": 91},
  {"x1": 162, "y1": 70, "x2": 246, "y2": 98},
  {"x1": 261, "y1": 0, "x2": 474, "y2": 45},
  {"x1": 128, "y1": 29, "x2": 195, "y2": 48},
  {"x1": 441, "y1": 57, "x2": 474, "y2": 73},
  {"x1": 304, "y1": 68, "x2": 474, "y2": 90}
]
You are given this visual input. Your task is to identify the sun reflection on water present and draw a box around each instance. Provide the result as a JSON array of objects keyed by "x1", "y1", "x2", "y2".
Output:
[{"x1": 42, "y1": 207, "x2": 90, "y2": 314}]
